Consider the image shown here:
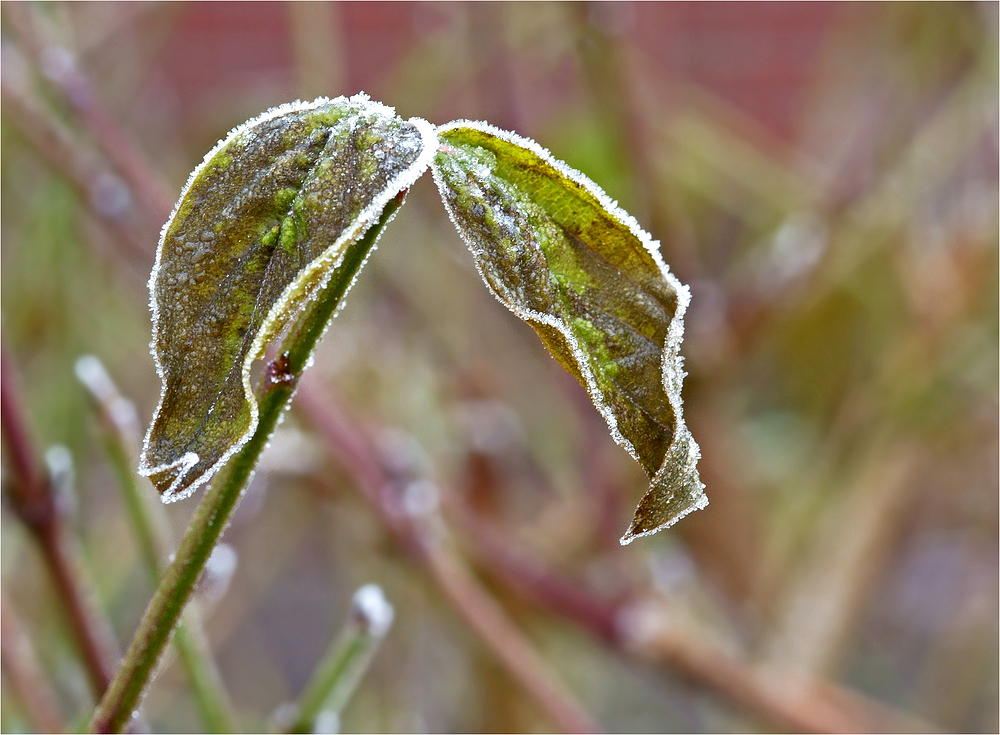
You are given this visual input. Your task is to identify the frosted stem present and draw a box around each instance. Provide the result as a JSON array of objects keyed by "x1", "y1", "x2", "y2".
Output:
[
  {"x1": 286, "y1": 585, "x2": 394, "y2": 733},
  {"x1": 87, "y1": 196, "x2": 404, "y2": 734},
  {"x1": 77, "y1": 355, "x2": 238, "y2": 733}
]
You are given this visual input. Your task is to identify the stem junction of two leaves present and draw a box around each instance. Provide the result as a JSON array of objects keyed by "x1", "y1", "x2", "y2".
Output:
[{"x1": 142, "y1": 92, "x2": 705, "y2": 542}]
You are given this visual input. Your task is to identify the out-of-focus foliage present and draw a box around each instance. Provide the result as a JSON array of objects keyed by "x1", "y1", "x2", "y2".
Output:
[{"x1": 2, "y1": 3, "x2": 996, "y2": 733}]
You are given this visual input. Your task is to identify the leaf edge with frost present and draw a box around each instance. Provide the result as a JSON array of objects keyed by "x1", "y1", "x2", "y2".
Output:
[
  {"x1": 138, "y1": 94, "x2": 437, "y2": 502},
  {"x1": 430, "y1": 119, "x2": 706, "y2": 544}
]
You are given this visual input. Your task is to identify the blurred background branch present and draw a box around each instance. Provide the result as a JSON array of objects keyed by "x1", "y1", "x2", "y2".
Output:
[
  {"x1": 1, "y1": 345, "x2": 119, "y2": 701},
  {"x1": 297, "y1": 381, "x2": 601, "y2": 734},
  {"x1": 1, "y1": 594, "x2": 66, "y2": 733}
]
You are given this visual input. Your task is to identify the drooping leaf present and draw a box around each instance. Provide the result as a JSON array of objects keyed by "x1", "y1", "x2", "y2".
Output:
[
  {"x1": 431, "y1": 122, "x2": 706, "y2": 544},
  {"x1": 140, "y1": 95, "x2": 435, "y2": 501}
]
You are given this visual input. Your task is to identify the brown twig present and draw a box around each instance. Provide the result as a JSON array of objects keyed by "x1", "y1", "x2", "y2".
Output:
[
  {"x1": 1, "y1": 593, "x2": 66, "y2": 733},
  {"x1": 423, "y1": 543, "x2": 599, "y2": 734},
  {"x1": 295, "y1": 380, "x2": 599, "y2": 734},
  {"x1": 0, "y1": 66, "x2": 153, "y2": 262},
  {"x1": 444, "y1": 497, "x2": 621, "y2": 642},
  {"x1": 0, "y1": 345, "x2": 120, "y2": 700},
  {"x1": 630, "y1": 623, "x2": 862, "y2": 733},
  {"x1": 3, "y1": 2, "x2": 175, "y2": 227},
  {"x1": 449, "y1": 492, "x2": 943, "y2": 734},
  {"x1": 297, "y1": 380, "x2": 940, "y2": 734}
]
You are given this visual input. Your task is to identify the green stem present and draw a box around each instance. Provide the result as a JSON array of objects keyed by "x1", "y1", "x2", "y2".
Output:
[
  {"x1": 87, "y1": 192, "x2": 406, "y2": 734},
  {"x1": 103, "y1": 436, "x2": 169, "y2": 581},
  {"x1": 78, "y1": 354, "x2": 239, "y2": 732},
  {"x1": 288, "y1": 585, "x2": 393, "y2": 734},
  {"x1": 103, "y1": 434, "x2": 238, "y2": 733},
  {"x1": 87, "y1": 390, "x2": 276, "y2": 734},
  {"x1": 173, "y1": 616, "x2": 236, "y2": 733}
]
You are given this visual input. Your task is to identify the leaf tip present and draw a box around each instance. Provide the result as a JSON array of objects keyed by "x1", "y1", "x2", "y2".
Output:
[
  {"x1": 138, "y1": 450, "x2": 201, "y2": 502},
  {"x1": 618, "y1": 489, "x2": 708, "y2": 546},
  {"x1": 619, "y1": 427, "x2": 707, "y2": 545}
]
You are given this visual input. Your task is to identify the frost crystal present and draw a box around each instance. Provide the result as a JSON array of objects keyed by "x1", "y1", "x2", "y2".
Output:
[
  {"x1": 351, "y1": 584, "x2": 394, "y2": 637},
  {"x1": 431, "y1": 121, "x2": 706, "y2": 543},
  {"x1": 140, "y1": 94, "x2": 436, "y2": 501}
]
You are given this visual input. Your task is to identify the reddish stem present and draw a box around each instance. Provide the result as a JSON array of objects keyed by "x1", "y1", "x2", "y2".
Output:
[
  {"x1": 296, "y1": 381, "x2": 599, "y2": 734},
  {"x1": 1, "y1": 346, "x2": 117, "y2": 699}
]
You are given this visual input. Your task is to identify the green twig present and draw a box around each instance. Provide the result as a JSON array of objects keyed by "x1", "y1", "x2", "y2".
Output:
[
  {"x1": 76, "y1": 356, "x2": 238, "y2": 733},
  {"x1": 171, "y1": 621, "x2": 236, "y2": 733},
  {"x1": 87, "y1": 193, "x2": 406, "y2": 734},
  {"x1": 285, "y1": 585, "x2": 394, "y2": 734}
]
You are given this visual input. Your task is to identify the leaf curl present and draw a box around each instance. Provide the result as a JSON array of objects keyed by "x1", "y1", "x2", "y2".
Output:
[
  {"x1": 431, "y1": 122, "x2": 706, "y2": 544},
  {"x1": 140, "y1": 95, "x2": 435, "y2": 501}
]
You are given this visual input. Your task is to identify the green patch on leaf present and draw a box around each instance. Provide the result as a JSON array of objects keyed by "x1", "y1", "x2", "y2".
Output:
[
  {"x1": 139, "y1": 95, "x2": 435, "y2": 500},
  {"x1": 138, "y1": 94, "x2": 703, "y2": 544},
  {"x1": 432, "y1": 122, "x2": 706, "y2": 544}
]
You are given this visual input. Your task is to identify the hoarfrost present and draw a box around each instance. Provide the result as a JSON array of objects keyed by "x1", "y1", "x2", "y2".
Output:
[
  {"x1": 351, "y1": 584, "x2": 395, "y2": 637},
  {"x1": 431, "y1": 120, "x2": 705, "y2": 543},
  {"x1": 140, "y1": 94, "x2": 436, "y2": 501}
]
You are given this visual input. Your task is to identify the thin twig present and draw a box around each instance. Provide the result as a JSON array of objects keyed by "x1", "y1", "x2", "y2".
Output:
[
  {"x1": 88, "y1": 193, "x2": 406, "y2": 734},
  {"x1": 428, "y1": 544, "x2": 599, "y2": 734},
  {"x1": 76, "y1": 356, "x2": 238, "y2": 733},
  {"x1": 447, "y1": 493, "x2": 859, "y2": 734},
  {"x1": 3, "y1": 2, "x2": 175, "y2": 226},
  {"x1": 758, "y1": 444, "x2": 917, "y2": 677},
  {"x1": 297, "y1": 383, "x2": 941, "y2": 734},
  {"x1": 0, "y1": 345, "x2": 120, "y2": 700},
  {"x1": 0, "y1": 68, "x2": 153, "y2": 261},
  {"x1": 296, "y1": 381, "x2": 600, "y2": 734},
  {"x1": 0, "y1": 593, "x2": 66, "y2": 733},
  {"x1": 285, "y1": 585, "x2": 394, "y2": 734},
  {"x1": 444, "y1": 498, "x2": 621, "y2": 643},
  {"x1": 451, "y1": 494, "x2": 945, "y2": 734}
]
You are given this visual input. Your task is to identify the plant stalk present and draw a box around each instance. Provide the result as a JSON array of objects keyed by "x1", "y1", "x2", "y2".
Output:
[
  {"x1": 88, "y1": 376, "x2": 238, "y2": 733},
  {"x1": 287, "y1": 585, "x2": 394, "y2": 734},
  {"x1": 1, "y1": 345, "x2": 119, "y2": 699},
  {"x1": 87, "y1": 194, "x2": 405, "y2": 733}
]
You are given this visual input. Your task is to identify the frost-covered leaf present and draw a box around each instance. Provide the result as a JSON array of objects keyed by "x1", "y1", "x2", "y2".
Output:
[
  {"x1": 140, "y1": 95, "x2": 435, "y2": 501},
  {"x1": 431, "y1": 122, "x2": 705, "y2": 544}
]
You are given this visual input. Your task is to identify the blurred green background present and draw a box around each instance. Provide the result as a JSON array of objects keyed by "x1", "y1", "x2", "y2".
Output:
[{"x1": 2, "y1": 2, "x2": 997, "y2": 732}]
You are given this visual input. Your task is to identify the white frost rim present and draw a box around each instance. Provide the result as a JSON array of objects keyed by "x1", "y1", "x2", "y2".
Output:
[
  {"x1": 430, "y1": 119, "x2": 705, "y2": 543},
  {"x1": 139, "y1": 93, "x2": 437, "y2": 502}
]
